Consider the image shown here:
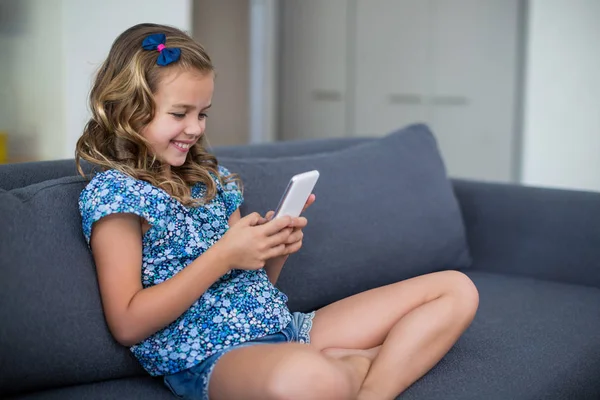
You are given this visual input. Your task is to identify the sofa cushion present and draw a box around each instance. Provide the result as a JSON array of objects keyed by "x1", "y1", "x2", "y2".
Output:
[
  {"x1": 212, "y1": 136, "x2": 372, "y2": 159},
  {"x1": 0, "y1": 123, "x2": 471, "y2": 395},
  {"x1": 0, "y1": 138, "x2": 372, "y2": 192},
  {"x1": 219, "y1": 124, "x2": 472, "y2": 312},
  {"x1": 0, "y1": 159, "x2": 95, "y2": 191},
  {"x1": 0, "y1": 177, "x2": 145, "y2": 397},
  {"x1": 9, "y1": 377, "x2": 171, "y2": 400},
  {"x1": 7, "y1": 274, "x2": 599, "y2": 400},
  {"x1": 401, "y1": 271, "x2": 600, "y2": 400}
]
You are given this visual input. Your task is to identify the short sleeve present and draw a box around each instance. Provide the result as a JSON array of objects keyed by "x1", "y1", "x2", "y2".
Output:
[
  {"x1": 78, "y1": 170, "x2": 164, "y2": 244},
  {"x1": 217, "y1": 165, "x2": 243, "y2": 217}
]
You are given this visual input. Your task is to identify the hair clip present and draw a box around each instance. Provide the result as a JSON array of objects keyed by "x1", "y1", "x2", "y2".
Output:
[{"x1": 142, "y1": 33, "x2": 181, "y2": 66}]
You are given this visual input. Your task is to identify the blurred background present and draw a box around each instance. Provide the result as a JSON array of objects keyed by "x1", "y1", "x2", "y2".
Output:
[{"x1": 0, "y1": 0, "x2": 599, "y2": 192}]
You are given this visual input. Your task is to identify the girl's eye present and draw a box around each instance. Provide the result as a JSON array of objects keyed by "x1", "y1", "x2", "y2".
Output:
[
  {"x1": 170, "y1": 113, "x2": 185, "y2": 119},
  {"x1": 199, "y1": 113, "x2": 208, "y2": 120}
]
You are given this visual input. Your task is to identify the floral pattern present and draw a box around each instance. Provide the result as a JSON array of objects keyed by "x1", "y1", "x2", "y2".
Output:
[{"x1": 79, "y1": 166, "x2": 293, "y2": 376}]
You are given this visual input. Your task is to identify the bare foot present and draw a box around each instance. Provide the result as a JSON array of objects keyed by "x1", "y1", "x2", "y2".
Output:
[{"x1": 322, "y1": 346, "x2": 381, "y2": 361}]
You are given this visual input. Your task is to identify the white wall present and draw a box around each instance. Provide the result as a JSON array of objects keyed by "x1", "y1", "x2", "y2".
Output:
[
  {"x1": 522, "y1": 0, "x2": 600, "y2": 192},
  {"x1": 193, "y1": 0, "x2": 250, "y2": 146},
  {"x1": 0, "y1": 0, "x2": 65, "y2": 161},
  {"x1": 0, "y1": 0, "x2": 191, "y2": 161},
  {"x1": 249, "y1": 0, "x2": 279, "y2": 144}
]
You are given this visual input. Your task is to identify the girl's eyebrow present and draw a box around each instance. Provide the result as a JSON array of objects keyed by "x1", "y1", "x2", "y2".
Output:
[{"x1": 171, "y1": 103, "x2": 212, "y2": 111}]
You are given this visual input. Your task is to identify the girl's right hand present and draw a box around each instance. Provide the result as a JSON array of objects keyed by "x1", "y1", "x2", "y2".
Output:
[{"x1": 216, "y1": 212, "x2": 294, "y2": 270}]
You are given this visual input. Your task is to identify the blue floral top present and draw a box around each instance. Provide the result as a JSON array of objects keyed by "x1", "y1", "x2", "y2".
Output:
[{"x1": 79, "y1": 166, "x2": 293, "y2": 376}]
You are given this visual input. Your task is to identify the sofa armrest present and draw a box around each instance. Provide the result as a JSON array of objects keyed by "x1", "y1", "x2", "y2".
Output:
[{"x1": 452, "y1": 179, "x2": 600, "y2": 288}]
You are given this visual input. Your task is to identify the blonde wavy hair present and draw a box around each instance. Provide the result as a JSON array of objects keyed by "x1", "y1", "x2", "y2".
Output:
[{"x1": 75, "y1": 23, "x2": 239, "y2": 206}]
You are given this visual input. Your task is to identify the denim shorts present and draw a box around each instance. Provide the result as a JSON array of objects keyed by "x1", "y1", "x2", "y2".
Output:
[{"x1": 163, "y1": 311, "x2": 315, "y2": 400}]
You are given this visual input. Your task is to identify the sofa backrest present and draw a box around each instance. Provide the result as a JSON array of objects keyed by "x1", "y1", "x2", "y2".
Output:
[
  {"x1": 0, "y1": 124, "x2": 471, "y2": 395},
  {"x1": 0, "y1": 137, "x2": 372, "y2": 191},
  {"x1": 0, "y1": 159, "x2": 91, "y2": 191}
]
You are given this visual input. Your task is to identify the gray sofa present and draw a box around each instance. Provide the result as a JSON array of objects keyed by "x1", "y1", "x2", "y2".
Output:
[{"x1": 1, "y1": 124, "x2": 599, "y2": 399}]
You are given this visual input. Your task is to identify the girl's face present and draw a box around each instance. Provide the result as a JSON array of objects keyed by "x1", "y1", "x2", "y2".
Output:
[{"x1": 142, "y1": 68, "x2": 214, "y2": 169}]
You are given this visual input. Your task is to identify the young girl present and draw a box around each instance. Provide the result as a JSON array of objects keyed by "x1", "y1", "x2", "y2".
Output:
[{"x1": 76, "y1": 23, "x2": 478, "y2": 400}]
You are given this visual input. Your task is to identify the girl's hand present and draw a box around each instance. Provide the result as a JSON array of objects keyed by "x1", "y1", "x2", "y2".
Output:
[
  {"x1": 261, "y1": 194, "x2": 315, "y2": 256},
  {"x1": 215, "y1": 212, "x2": 294, "y2": 270},
  {"x1": 259, "y1": 193, "x2": 316, "y2": 223}
]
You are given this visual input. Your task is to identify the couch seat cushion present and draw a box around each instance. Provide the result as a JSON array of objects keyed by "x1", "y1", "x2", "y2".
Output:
[
  {"x1": 0, "y1": 177, "x2": 146, "y2": 397},
  {"x1": 401, "y1": 271, "x2": 600, "y2": 400},
  {"x1": 8, "y1": 377, "x2": 171, "y2": 400}
]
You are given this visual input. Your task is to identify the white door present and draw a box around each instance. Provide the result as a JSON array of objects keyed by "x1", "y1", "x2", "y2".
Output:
[
  {"x1": 353, "y1": 0, "x2": 431, "y2": 137},
  {"x1": 428, "y1": 0, "x2": 520, "y2": 181},
  {"x1": 278, "y1": 0, "x2": 349, "y2": 141},
  {"x1": 276, "y1": 0, "x2": 522, "y2": 182}
]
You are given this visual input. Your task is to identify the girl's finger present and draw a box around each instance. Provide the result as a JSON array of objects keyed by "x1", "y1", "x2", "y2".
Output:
[
  {"x1": 286, "y1": 230, "x2": 303, "y2": 244},
  {"x1": 302, "y1": 194, "x2": 316, "y2": 212},
  {"x1": 286, "y1": 241, "x2": 302, "y2": 254},
  {"x1": 265, "y1": 243, "x2": 287, "y2": 259},
  {"x1": 292, "y1": 217, "x2": 308, "y2": 228}
]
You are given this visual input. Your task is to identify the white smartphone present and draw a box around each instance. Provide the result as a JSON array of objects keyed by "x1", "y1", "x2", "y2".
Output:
[{"x1": 273, "y1": 170, "x2": 320, "y2": 219}]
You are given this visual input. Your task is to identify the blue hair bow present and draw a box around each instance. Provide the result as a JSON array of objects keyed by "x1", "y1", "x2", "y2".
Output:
[{"x1": 142, "y1": 33, "x2": 181, "y2": 66}]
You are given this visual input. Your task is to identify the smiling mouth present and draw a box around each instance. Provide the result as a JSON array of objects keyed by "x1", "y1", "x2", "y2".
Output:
[{"x1": 171, "y1": 141, "x2": 193, "y2": 152}]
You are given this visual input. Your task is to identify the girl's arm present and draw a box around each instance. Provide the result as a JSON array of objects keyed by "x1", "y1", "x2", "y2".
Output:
[
  {"x1": 264, "y1": 255, "x2": 290, "y2": 285},
  {"x1": 92, "y1": 211, "x2": 293, "y2": 347},
  {"x1": 91, "y1": 213, "x2": 231, "y2": 346}
]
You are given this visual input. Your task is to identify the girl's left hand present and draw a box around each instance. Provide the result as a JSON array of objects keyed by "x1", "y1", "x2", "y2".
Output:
[{"x1": 259, "y1": 194, "x2": 315, "y2": 255}]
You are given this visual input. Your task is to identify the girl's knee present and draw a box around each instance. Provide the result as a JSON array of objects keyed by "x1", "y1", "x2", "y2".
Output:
[
  {"x1": 265, "y1": 350, "x2": 353, "y2": 400},
  {"x1": 443, "y1": 271, "x2": 479, "y2": 317}
]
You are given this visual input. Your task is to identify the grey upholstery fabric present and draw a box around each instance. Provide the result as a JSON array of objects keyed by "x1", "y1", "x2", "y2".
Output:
[
  {"x1": 9, "y1": 272, "x2": 600, "y2": 400},
  {"x1": 0, "y1": 159, "x2": 95, "y2": 191},
  {"x1": 8, "y1": 377, "x2": 171, "y2": 400},
  {"x1": 454, "y1": 179, "x2": 600, "y2": 289},
  {"x1": 401, "y1": 271, "x2": 600, "y2": 400},
  {"x1": 0, "y1": 177, "x2": 145, "y2": 397},
  {"x1": 219, "y1": 124, "x2": 472, "y2": 312},
  {"x1": 1, "y1": 123, "x2": 598, "y2": 399},
  {"x1": 212, "y1": 136, "x2": 372, "y2": 159},
  {"x1": 0, "y1": 124, "x2": 470, "y2": 395},
  {"x1": 0, "y1": 137, "x2": 370, "y2": 191}
]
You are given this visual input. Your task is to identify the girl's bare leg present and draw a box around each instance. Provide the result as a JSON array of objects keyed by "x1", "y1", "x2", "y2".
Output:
[
  {"x1": 209, "y1": 342, "x2": 370, "y2": 400},
  {"x1": 309, "y1": 270, "x2": 479, "y2": 399}
]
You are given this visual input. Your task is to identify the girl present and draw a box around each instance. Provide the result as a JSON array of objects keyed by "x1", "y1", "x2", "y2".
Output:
[{"x1": 76, "y1": 23, "x2": 478, "y2": 400}]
